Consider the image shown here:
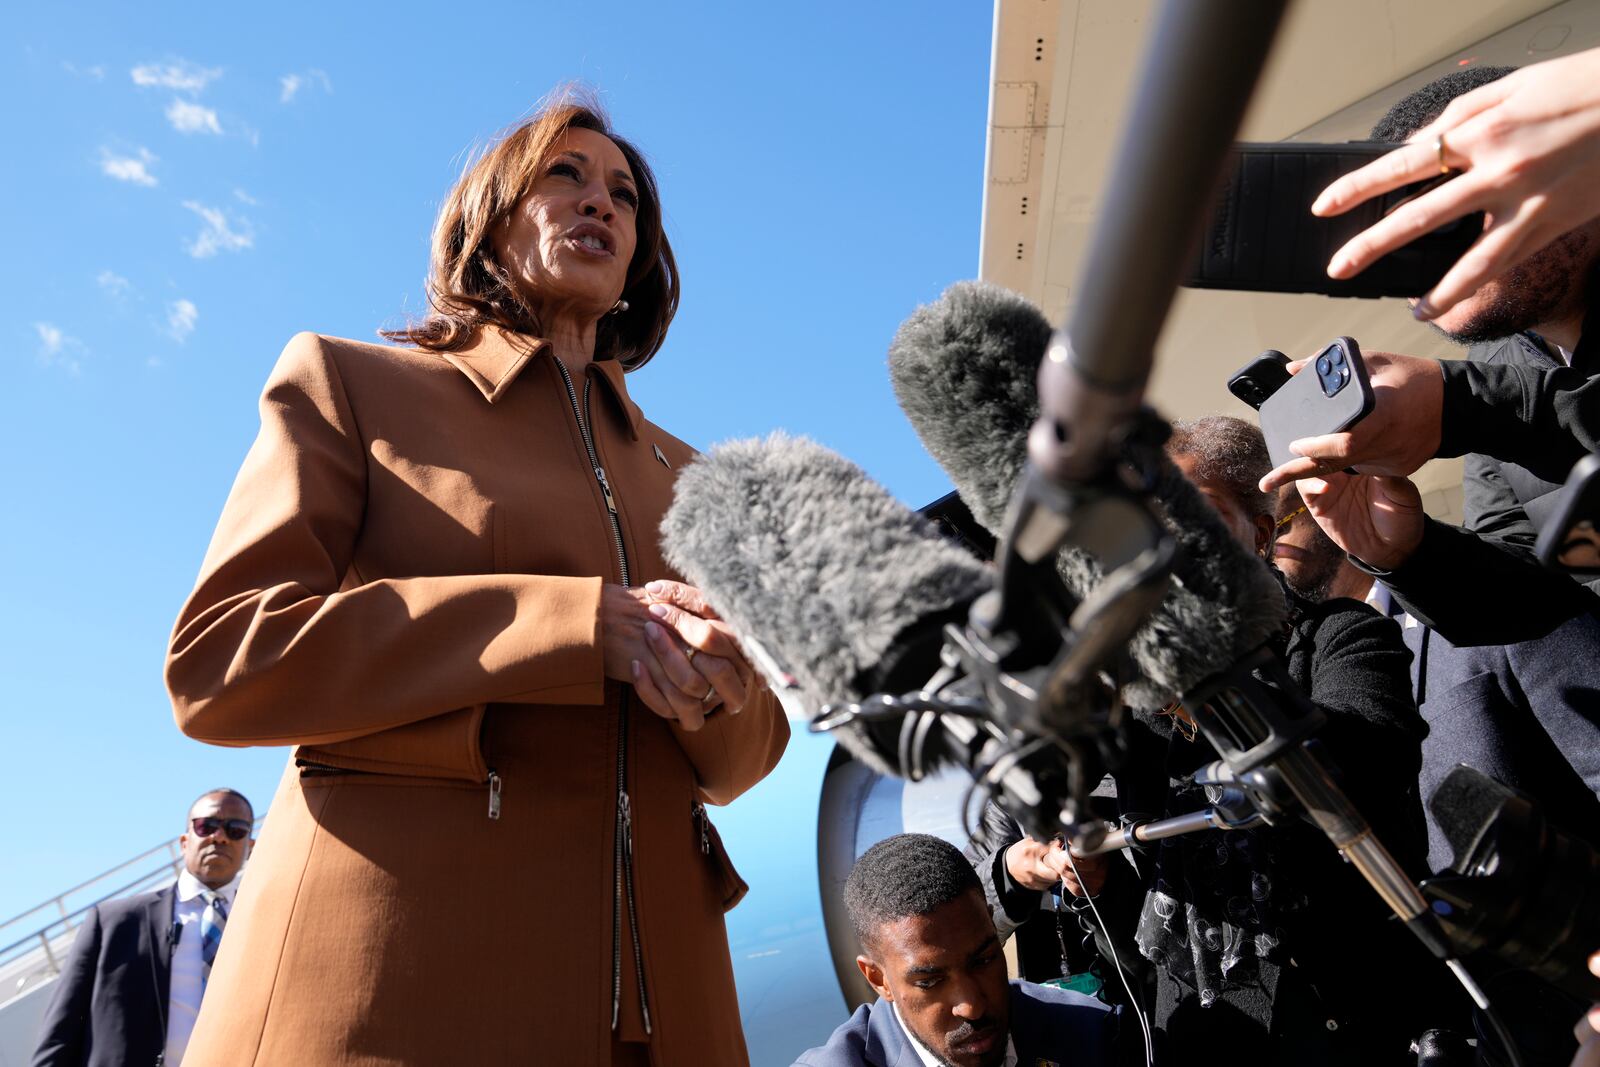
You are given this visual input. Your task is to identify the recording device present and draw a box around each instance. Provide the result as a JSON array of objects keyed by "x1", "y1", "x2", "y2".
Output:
[
  {"x1": 888, "y1": 280, "x2": 1287, "y2": 713},
  {"x1": 1185, "y1": 142, "x2": 1484, "y2": 298},
  {"x1": 1536, "y1": 453, "x2": 1600, "y2": 574},
  {"x1": 1226, "y1": 349, "x2": 1290, "y2": 411},
  {"x1": 1422, "y1": 766, "x2": 1600, "y2": 1002},
  {"x1": 660, "y1": 433, "x2": 1102, "y2": 842},
  {"x1": 1257, "y1": 336, "x2": 1375, "y2": 469}
]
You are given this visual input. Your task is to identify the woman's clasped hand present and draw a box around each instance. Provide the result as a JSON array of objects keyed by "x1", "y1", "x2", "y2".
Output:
[{"x1": 601, "y1": 578, "x2": 757, "y2": 730}]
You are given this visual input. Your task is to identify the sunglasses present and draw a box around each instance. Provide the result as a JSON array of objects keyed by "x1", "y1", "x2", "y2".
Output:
[
  {"x1": 1275, "y1": 504, "x2": 1308, "y2": 530},
  {"x1": 190, "y1": 817, "x2": 252, "y2": 842}
]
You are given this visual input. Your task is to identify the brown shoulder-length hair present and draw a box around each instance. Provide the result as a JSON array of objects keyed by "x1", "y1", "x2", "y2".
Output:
[{"x1": 382, "y1": 91, "x2": 679, "y2": 370}]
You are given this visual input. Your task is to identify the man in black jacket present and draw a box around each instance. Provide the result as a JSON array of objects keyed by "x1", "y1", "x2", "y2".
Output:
[{"x1": 32, "y1": 789, "x2": 254, "y2": 1067}]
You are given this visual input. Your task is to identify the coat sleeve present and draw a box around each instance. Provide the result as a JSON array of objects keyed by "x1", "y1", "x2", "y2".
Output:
[
  {"x1": 165, "y1": 333, "x2": 606, "y2": 747},
  {"x1": 1359, "y1": 518, "x2": 1600, "y2": 645},
  {"x1": 1300, "y1": 604, "x2": 1429, "y2": 867},
  {"x1": 673, "y1": 685, "x2": 789, "y2": 806},
  {"x1": 31, "y1": 907, "x2": 101, "y2": 1067},
  {"x1": 1438, "y1": 359, "x2": 1600, "y2": 483},
  {"x1": 1462, "y1": 454, "x2": 1540, "y2": 552},
  {"x1": 963, "y1": 801, "x2": 1039, "y2": 941}
]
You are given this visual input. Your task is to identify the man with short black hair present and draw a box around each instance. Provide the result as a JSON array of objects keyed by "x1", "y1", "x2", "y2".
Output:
[
  {"x1": 795, "y1": 833, "x2": 1117, "y2": 1067},
  {"x1": 33, "y1": 789, "x2": 255, "y2": 1067}
]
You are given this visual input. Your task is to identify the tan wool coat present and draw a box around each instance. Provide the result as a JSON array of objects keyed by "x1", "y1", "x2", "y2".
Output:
[{"x1": 165, "y1": 325, "x2": 790, "y2": 1065}]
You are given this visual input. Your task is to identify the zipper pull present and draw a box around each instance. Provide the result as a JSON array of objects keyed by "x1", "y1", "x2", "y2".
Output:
[
  {"x1": 692, "y1": 801, "x2": 710, "y2": 854},
  {"x1": 618, "y1": 790, "x2": 634, "y2": 858},
  {"x1": 487, "y1": 771, "x2": 502, "y2": 820},
  {"x1": 595, "y1": 466, "x2": 618, "y2": 514}
]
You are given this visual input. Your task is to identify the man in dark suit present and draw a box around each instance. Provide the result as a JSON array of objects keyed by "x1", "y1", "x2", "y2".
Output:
[
  {"x1": 794, "y1": 833, "x2": 1118, "y2": 1067},
  {"x1": 32, "y1": 789, "x2": 254, "y2": 1067}
]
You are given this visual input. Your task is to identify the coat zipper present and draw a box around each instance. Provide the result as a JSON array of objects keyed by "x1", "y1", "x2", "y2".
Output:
[
  {"x1": 552, "y1": 358, "x2": 650, "y2": 1035},
  {"x1": 692, "y1": 801, "x2": 711, "y2": 854}
]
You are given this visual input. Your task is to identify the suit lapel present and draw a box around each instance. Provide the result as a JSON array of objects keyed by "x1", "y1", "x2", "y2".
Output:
[
  {"x1": 866, "y1": 1000, "x2": 926, "y2": 1067},
  {"x1": 146, "y1": 886, "x2": 176, "y2": 1007}
]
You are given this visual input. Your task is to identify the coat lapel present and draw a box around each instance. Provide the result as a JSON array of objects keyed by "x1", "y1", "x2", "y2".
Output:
[
  {"x1": 146, "y1": 885, "x2": 177, "y2": 1006},
  {"x1": 866, "y1": 1000, "x2": 927, "y2": 1067}
]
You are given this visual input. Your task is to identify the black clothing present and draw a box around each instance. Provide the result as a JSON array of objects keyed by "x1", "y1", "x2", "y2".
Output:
[
  {"x1": 1371, "y1": 310, "x2": 1600, "y2": 642},
  {"x1": 971, "y1": 587, "x2": 1437, "y2": 1064},
  {"x1": 965, "y1": 797, "x2": 1136, "y2": 988},
  {"x1": 1457, "y1": 319, "x2": 1600, "y2": 593},
  {"x1": 1439, "y1": 359, "x2": 1600, "y2": 484},
  {"x1": 1120, "y1": 590, "x2": 1434, "y2": 1065},
  {"x1": 1368, "y1": 518, "x2": 1597, "y2": 643},
  {"x1": 33, "y1": 886, "x2": 175, "y2": 1067}
]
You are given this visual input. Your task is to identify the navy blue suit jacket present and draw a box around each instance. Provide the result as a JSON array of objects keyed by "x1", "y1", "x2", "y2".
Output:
[
  {"x1": 31, "y1": 886, "x2": 175, "y2": 1067},
  {"x1": 793, "y1": 981, "x2": 1119, "y2": 1067}
]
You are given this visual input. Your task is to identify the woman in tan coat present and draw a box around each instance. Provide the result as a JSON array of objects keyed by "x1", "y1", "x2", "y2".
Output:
[{"x1": 164, "y1": 96, "x2": 789, "y2": 1066}]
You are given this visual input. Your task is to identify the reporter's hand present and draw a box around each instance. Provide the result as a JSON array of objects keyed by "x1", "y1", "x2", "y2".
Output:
[
  {"x1": 600, "y1": 584, "x2": 721, "y2": 730},
  {"x1": 1259, "y1": 350, "x2": 1444, "y2": 492},
  {"x1": 1060, "y1": 849, "x2": 1108, "y2": 899},
  {"x1": 1296, "y1": 472, "x2": 1426, "y2": 571},
  {"x1": 1313, "y1": 47, "x2": 1600, "y2": 319},
  {"x1": 1005, "y1": 837, "x2": 1066, "y2": 892},
  {"x1": 638, "y1": 579, "x2": 757, "y2": 730}
]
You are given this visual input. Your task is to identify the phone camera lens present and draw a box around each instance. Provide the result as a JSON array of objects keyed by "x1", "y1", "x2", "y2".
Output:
[
  {"x1": 1330, "y1": 348, "x2": 1347, "y2": 367},
  {"x1": 1316, "y1": 356, "x2": 1333, "y2": 376}
]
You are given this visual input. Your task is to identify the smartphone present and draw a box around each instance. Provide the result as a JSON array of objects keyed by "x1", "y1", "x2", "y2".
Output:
[
  {"x1": 1536, "y1": 453, "x2": 1600, "y2": 574},
  {"x1": 1257, "y1": 337, "x2": 1374, "y2": 470},
  {"x1": 1227, "y1": 350, "x2": 1291, "y2": 411},
  {"x1": 1184, "y1": 142, "x2": 1484, "y2": 299}
]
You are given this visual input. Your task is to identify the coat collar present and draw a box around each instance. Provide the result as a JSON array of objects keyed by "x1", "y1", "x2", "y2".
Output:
[{"x1": 439, "y1": 325, "x2": 643, "y2": 440}]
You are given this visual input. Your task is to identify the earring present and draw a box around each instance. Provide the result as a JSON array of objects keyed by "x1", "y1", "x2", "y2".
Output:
[{"x1": 609, "y1": 299, "x2": 630, "y2": 315}]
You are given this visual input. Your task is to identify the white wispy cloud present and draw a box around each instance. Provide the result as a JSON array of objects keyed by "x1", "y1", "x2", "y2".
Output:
[
  {"x1": 182, "y1": 201, "x2": 253, "y2": 258},
  {"x1": 280, "y1": 68, "x2": 331, "y2": 103},
  {"x1": 166, "y1": 98, "x2": 222, "y2": 135},
  {"x1": 34, "y1": 322, "x2": 83, "y2": 374},
  {"x1": 63, "y1": 62, "x2": 106, "y2": 80},
  {"x1": 99, "y1": 147, "x2": 158, "y2": 186},
  {"x1": 167, "y1": 299, "x2": 198, "y2": 342},
  {"x1": 131, "y1": 61, "x2": 221, "y2": 93},
  {"x1": 96, "y1": 270, "x2": 132, "y2": 298},
  {"x1": 233, "y1": 187, "x2": 258, "y2": 205}
]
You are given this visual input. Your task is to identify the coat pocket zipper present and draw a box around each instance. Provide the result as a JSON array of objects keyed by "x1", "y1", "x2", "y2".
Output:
[{"x1": 296, "y1": 759, "x2": 503, "y2": 819}]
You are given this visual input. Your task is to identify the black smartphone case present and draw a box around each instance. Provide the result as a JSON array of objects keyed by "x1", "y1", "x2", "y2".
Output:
[
  {"x1": 1258, "y1": 338, "x2": 1374, "y2": 470},
  {"x1": 1185, "y1": 142, "x2": 1483, "y2": 299},
  {"x1": 1228, "y1": 350, "x2": 1291, "y2": 411}
]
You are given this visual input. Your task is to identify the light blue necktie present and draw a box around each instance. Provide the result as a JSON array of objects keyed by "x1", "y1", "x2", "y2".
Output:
[{"x1": 199, "y1": 891, "x2": 228, "y2": 989}]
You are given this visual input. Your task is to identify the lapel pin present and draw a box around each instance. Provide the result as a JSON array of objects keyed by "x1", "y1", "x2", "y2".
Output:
[{"x1": 653, "y1": 444, "x2": 671, "y2": 468}]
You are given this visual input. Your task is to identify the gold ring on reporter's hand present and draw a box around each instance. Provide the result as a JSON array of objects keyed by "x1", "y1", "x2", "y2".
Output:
[{"x1": 1435, "y1": 133, "x2": 1451, "y2": 174}]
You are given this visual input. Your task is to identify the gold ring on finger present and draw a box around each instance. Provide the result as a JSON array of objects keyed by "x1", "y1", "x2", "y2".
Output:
[
  {"x1": 1435, "y1": 133, "x2": 1451, "y2": 175},
  {"x1": 685, "y1": 647, "x2": 697, "y2": 665}
]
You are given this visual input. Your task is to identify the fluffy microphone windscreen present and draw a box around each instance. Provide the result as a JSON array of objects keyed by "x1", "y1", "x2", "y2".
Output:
[
  {"x1": 660, "y1": 433, "x2": 992, "y2": 771},
  {"x1": 889, "y1": 280, "x2": 1287, "y2": 706}
]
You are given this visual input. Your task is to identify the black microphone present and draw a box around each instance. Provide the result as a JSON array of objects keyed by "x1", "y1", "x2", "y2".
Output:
[
  {"x1": 888, "y1": 280, "x2": 1287, "y2": 709},
  {"x1": 660, "y1": 433, "x2": 993, "y2": 775}
]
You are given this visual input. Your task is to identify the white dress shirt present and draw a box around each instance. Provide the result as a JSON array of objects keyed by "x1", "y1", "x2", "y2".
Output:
[
  {"x1": 164, "y1": 869, "x2": 240, "y2": 1067},
  {"x1": 892, "y1": 1000, "x2": 1018, "y2": 1067}
]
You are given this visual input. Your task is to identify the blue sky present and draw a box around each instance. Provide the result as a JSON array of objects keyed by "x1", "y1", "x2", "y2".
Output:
[{"x1": 0, "y1": 3, "x2": 991, "y2": 921}]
